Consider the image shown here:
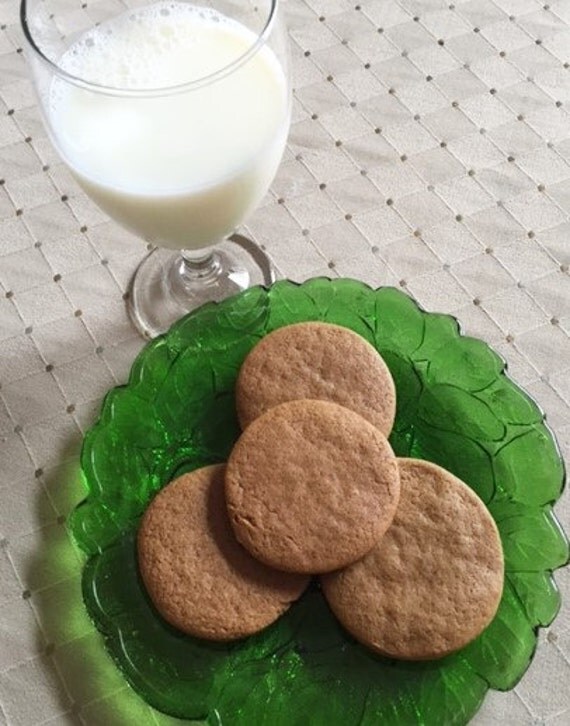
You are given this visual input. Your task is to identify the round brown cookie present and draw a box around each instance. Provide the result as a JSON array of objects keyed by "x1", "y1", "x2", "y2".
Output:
[
  {"x1": 225, "y1": 399, "x2": 400, "y2": 574},
  {"x1": 235, "y1": 322, "x2": 396, "y2": 435},
  {"x1": 137, "y1": 464, "x2": 309, "y2": 640},
  {"x1": 321, "y1": 458, "x2": 504, "y2": 660}
]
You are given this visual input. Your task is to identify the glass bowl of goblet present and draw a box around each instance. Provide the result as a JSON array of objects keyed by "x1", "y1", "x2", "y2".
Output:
[{"x1": 21, "y1": 0, "x2": 291, "y2": 338}]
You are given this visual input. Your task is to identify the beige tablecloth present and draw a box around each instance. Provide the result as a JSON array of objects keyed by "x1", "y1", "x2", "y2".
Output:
[{"x1": 0, "y1": 0, "x2": 569, "y2": 723}]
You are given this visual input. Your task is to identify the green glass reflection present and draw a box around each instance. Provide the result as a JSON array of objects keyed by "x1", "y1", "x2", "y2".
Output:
[{"x1": 70, "y1": 279, "x2": 569, "y2": 725}]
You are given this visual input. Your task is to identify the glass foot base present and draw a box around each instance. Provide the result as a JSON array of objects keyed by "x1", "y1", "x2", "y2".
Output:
[{"x1": 128, "y1": 234, "x2": 276, "y2": 339}]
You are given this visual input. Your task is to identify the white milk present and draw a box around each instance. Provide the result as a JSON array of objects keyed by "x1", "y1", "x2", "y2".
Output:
[{"x1": 49, "y1": 2, "x2": 289, "y2": 249}]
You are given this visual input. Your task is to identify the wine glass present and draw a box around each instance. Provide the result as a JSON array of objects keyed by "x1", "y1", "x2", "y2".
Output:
[{"x1": 21, "y1": 0, "x2": 290, "y2": 338}]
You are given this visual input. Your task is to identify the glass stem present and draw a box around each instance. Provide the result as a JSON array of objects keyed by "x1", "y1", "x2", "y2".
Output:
[
  {"x1": 180, "y1": 248, "x2": 222, "y2": 282},
  {"x1": 167, "y1": 248, "x2": 224, "y2": 296}
]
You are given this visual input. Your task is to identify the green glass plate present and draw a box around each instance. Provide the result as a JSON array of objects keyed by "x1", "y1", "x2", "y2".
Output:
[{"x1": 70, "y1": 279, "x2": 569, "y2": 725}]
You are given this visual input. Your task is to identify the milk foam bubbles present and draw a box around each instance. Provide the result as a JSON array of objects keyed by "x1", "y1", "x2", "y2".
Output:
[{"x1": 50, "y1": 3, "x2": 289, "y2": 249}]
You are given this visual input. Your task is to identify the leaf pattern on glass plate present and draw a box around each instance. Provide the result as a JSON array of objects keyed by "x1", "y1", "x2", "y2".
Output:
[{"x1": 70, "y1": 279, "x2": 569, "y2": 725}]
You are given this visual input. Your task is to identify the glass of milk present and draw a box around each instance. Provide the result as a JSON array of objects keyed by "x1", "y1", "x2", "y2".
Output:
[{"x1": 21, "y1": 0, "x2": 290, "y2": 337}]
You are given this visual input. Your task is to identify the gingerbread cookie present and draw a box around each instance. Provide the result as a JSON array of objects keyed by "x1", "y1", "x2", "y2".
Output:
[
  {"x1": 137, "y1": 465, "x2": 309, "y2": 640},
  {"x1": 236, "y1": 322, "x2": 396, "y2": 435},
  {"x1": 321, "y1": 458, "x2": 504, "y2": 660},
  {"x1": 225, "y1": 399, "x2": 400, "y2": 574}
]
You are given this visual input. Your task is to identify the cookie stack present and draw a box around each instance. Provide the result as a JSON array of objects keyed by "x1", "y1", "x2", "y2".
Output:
[{"x1": 138, "y1": 323, "x2": 504, "y2": 660}]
